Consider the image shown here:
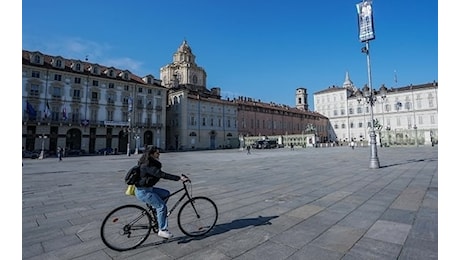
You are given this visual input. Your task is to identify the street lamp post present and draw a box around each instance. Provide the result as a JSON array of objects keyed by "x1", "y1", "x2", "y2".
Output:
[
  {"x1": 38, "y1": 134, "x2": 48, "y2": 160},
  {"x1": 356, "y1": 0, "x2": 379, "y2": 168},
  {"x1": 127, "y1": 96, "x2": 133, "y2": 156},
  {"x1": 361, "y1": 83, "x2": 380, "y2": 169},
  {"x1": 134, "y1": 128, "x2": 140, "y2": 155}
]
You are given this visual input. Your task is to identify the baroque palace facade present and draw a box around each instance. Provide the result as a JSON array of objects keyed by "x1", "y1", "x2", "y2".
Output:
[
  {"x1": 22, "y1": 41, "x2": 329, "y2": 154},
  {"x1": 22, "y1": 50, "x2": 168, "y2": 155},
  {"x1": 314, "y1": 72, "x2": 438, "y2": 146}
]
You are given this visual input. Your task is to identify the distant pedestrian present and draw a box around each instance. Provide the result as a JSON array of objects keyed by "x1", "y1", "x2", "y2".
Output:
[
  {"x1": 290, "y1": 143, "x2": 294, "y2": 150},
  {"x1": 57, "y1": 146, "x2": 63, "y2": 161},
  {"x1": 246, "y1": 145, "x2": 251, "y2": 155},
  {"x1": 350, "y1": 141, "x2": 355, "y2": 150}
]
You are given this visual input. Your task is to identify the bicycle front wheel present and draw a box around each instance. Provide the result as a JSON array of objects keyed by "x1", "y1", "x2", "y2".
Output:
[
  {"x1": 100, "y1": 204, "x2": 152, "y2": 251},
  {"x1": 178, "y1": 196, "x2": 218, "y2": 237}
]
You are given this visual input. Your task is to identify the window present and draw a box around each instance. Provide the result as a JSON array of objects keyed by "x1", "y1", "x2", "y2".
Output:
[
  {"x1": 91, "y1": 92, "x2": 98, "y2": 101},
  {"x1": 341, "y1": 123, "x2": 346, "y2": 129},
  {"x1": 349, "y1": 108, "x2": 354, "y2": 115},
  {"x1": 384, "y1": 104, "x2": 390, "y2": 112},
  {"x1": 210, "y1": 118, "x2": 214, "y2": 126},
  {"x1": 148, "y1": 89, "x2": 152, "y2": 94},
  {"x1": 202, "y1": 117, "x2": 206, "y2": 126},
  {"x1": 90, "y1": 109, "x2": 97, "y2": 122},
  {"x1": 108, "y1": 83, "x2": 114, "y2": 89},
  {"x1": 190, "y1": 116, "x2": 196, "y2": 126},
  {"x1": 76, "y1": 63, "x2": 81, "y2": 71},
  {"x1": 52, "y1": 87, "x2": 61, "y2": 97},
  {"x1": 54, "y1": 74, "x2": 62, "y2": 81},
  {"x1": 56, "y1": 60, "x2": 62, "y2": 68},
  {"x1": 73, "y1": 89, "x2": 81, "y2": 98},
  {"x1": 32, "y1": 71, "x2": 40, "y2": 78},
  {"x1": 357, "y1": 107, "x2": 362, "y2": 113},
  {"x1": 123, "y1": 96, "x2": 129, "y2": 105},
  {"x1": 138, "y1": 87, "x2": 143, "y2": 93},
  {"x1": 30, "y1": 84, "x2": 39, "y2": 96},
  {"x1": 107, "y1": 93, "x2": 115, "y2": 104},
  {"x1": 124, "y1": 85, "x2": 129, "y2": 91},
  {"x1": 340, "y1": 109, "x2": 345, "y2": 115},
  {"x1": 92, "y1": 80, "x2": 99, "y2": 86},
  {"x1": 74, "y1": 77, "x2": 81, "y2": 84},
  {"x1": 33, "y1": 55, "x2": 40, "y2": 63}
]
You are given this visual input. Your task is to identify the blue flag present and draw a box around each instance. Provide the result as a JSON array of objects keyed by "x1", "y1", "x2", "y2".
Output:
[{"x1": 26, "y1": 101, "x2": 37, "y2": 119}]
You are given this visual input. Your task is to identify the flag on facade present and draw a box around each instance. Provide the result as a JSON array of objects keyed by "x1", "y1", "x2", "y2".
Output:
[
  {"x1": 62, "y1": 106, "x2": 67, "y2": 120},
  {"x1": 26, "y1": 101, "x2": 37, "y2": 119},
  {"x1": 44, "y1": 101, "x2": 51, "y2": 118}
]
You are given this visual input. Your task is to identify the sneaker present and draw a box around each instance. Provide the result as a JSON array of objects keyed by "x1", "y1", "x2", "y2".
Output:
[{"x1": 158, "y1": 229, "x2": 173, "y2": 239}]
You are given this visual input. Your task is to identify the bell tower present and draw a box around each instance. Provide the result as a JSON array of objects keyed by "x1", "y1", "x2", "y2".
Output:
[{"x1": 295, "y1": 88, "x2": 308, "y2": 111}]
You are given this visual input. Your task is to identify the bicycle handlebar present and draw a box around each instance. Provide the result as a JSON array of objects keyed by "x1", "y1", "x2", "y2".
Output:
[{"x1": 181, "y1": 174, "x2": 191, "y2": 183}]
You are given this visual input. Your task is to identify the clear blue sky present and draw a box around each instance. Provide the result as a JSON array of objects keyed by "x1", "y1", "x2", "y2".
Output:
[{"x1": 20, "y1": 0, "x2": 438, "y2": 110}]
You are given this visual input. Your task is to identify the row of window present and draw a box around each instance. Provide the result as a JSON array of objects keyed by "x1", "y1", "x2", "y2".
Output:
[
  {"x1": 333, "y1": 115, "x2": 436, "y2": 129},
  {"x1": 28, "y1": 85, "x2": 162, "y2": 108},
  {"x1": 31, "y1": 70, "x2": 161, "y2": 95}
]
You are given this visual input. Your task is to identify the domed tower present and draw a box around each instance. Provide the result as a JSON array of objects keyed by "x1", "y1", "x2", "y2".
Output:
[
  {"x1": 295, "y1": 87, "x2": 308, "y2": 111},
  {"x1": 160, "y1": 40, "x2": 207, "y2": 91}
]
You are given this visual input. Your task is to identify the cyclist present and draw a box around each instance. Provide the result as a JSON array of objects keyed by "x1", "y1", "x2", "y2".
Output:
[{"x1": 135, "y1": 146, "x2": 188, "y2": 239}]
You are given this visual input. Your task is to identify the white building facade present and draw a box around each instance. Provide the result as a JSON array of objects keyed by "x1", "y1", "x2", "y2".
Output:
[
  {"x1": 22, "y1": 50, "x2": 168, "y2": 155},
  {"x1": 314, "y1": 73, "x2": 438, "y2": 146}
]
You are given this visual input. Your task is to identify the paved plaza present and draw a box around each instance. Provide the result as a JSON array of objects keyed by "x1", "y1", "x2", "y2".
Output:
[{"x1": 22, "y1": 146, "x2": 438, "y2": 259}]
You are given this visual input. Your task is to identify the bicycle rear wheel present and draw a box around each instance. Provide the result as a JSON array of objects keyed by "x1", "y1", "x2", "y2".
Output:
[
  {"x1": 177, "y1": 196, "x2": 218, "y2": 237},
  {"x1": 100, "y1": 204, "x2": 152, "y2": 251}
]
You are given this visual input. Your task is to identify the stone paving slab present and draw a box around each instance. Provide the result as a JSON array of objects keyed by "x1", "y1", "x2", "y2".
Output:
[{"x1": 21, "y1": 146, "x2": 438, "y2": 259}]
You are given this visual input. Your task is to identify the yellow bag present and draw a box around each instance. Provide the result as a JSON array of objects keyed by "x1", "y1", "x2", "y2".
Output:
[{"x1": 125, "y1": 185, "x2": 135, "y2": 196}]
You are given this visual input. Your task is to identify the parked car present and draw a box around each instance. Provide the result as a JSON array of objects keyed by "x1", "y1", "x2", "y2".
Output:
[
  {"x1": 32, "y1": 149, "x2": 50, "y2": 158},
  {"x1": 67, "y1": 149, "x2": 86, "y2": 156},
  {"x1": 22, "y1": 150, "x2": 39, "y2": 159},
  {"x1": 97, "y1": 147, "x2": 114, "y2": 155},
  {"x1": 252, "y1": 140, "x2": 278, "y2": 149}
]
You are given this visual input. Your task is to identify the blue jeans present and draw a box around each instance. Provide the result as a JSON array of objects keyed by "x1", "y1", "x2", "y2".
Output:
[{"x1": 135, "y1": 187, "x2": 170, "y2": 231}]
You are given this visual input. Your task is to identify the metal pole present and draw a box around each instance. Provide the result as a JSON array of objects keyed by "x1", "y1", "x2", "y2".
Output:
[
  {"x1": 411, "y1": 85, "x2": 418, "y2": 147},
  {"x1": 365, "y1": 41, "x2": 380, "y2": 169},
  {"x1": 127, "y1": 114, "x2": 131, "y2": 156}
]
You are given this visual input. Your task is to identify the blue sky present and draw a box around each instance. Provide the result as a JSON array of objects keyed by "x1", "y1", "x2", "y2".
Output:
[{"x1": 20, "y1": 0, "x2": 438, "y2": 110}]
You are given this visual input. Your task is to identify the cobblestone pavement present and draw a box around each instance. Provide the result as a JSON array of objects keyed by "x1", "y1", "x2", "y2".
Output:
[{"x1": 22, "y1": 146, "x2": 438, "y2": 259}]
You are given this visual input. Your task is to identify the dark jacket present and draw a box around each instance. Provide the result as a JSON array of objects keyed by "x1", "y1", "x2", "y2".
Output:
[{"x1": 136, "y1": 156, "x2": 180, "y2": 187}]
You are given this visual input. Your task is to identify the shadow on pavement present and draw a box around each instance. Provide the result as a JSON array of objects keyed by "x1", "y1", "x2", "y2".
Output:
[
  {"x1": 138, "y1": 215, "x2": 278, "y2": 248},
  {"x1": 380, "y1": 157, "x2": 438, "y2": 168}
]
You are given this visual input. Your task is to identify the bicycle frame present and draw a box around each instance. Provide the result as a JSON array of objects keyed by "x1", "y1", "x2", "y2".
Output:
[{"x1": 160, "y1": 181, "x2": 193, "y2": 217}]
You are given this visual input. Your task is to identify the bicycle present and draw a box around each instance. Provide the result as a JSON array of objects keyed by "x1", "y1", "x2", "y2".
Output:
[{"x1": 100, "y1": 174, "x2": 218, "y2": 252}]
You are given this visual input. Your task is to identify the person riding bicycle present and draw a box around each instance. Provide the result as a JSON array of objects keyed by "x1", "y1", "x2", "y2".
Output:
[{"x1": 135, "y1": 146, "x2": 188, "y2": 239}]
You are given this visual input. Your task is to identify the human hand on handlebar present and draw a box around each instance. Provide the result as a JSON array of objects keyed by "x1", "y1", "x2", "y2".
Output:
[{"x1": 180, "y1": 174, "x2": 190, "y2": 183}]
